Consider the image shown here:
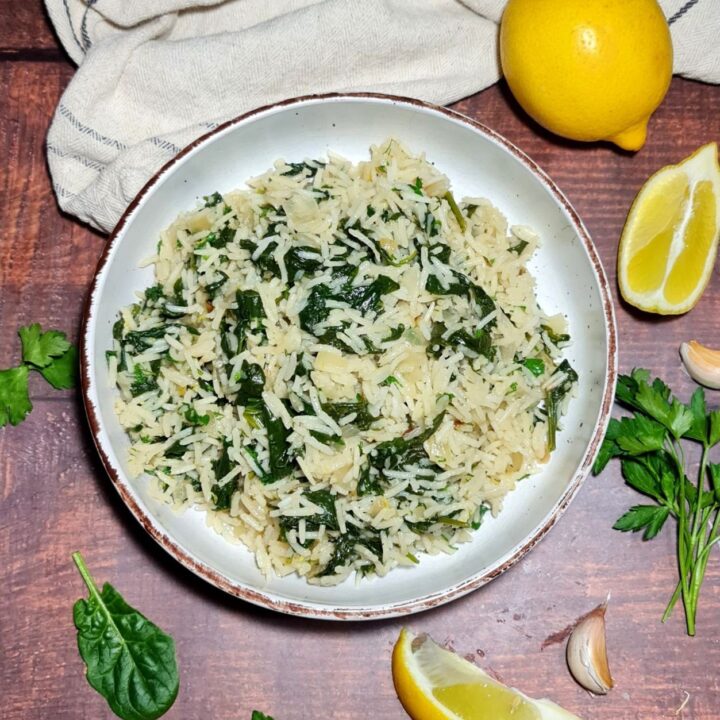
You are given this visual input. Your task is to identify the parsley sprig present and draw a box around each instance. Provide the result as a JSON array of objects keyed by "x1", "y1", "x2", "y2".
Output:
[
  {"x1": 0, "y1": 323, "x2": 76, "y2": 427},
  {"x1": 593, "y1": 368, "x2": 720, "y2": 636}
]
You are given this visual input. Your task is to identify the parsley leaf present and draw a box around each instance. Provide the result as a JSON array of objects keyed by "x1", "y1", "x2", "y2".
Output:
[
  {"x1": 614, "y1": 414, "x2": 666, "y2": 455},
  {"x1": 0, "y1": 324, "x2": 77, "y2": 428},
  {"x1": 613, "y1": 505, "x2": 670, "y2": 540},
  {"x1": 40, "y1": 345, "x2": 77, "y2": 390},
  {"x1": 18, "y1": 323, "x2": 71, "y2": 368},
  {"x1": 594, "y1": 369, "x2": 720, "y2": 635},
  {"x1": 0, "y1": 366, "x2": 32, "y2": 427}
]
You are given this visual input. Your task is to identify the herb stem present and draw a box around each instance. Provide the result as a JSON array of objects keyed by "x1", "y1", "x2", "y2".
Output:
[
  {"x1": 667, "y1": 438, "x2": 692, "y2": 631},
  {"x1": 443, "y1": 191, "x2": 467, "y2": 232}
]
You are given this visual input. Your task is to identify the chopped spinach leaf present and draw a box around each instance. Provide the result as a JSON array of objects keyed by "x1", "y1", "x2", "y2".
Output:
[
  {"x1": 236, "y1": 361, "x2": 265, "y2": 402},
  {"x1": 428, "y1": 322, "x2": 494, "y2": 360},
  {"x1": 382, "y1": 324, "x2": 405, "y2": 342},
  {"x1": 523, "y1": 358, "x2": 545, "y2": 377},
  {"x1": 323, "y1": 396, "x2": 378, "y2": 430},
  {"x1": 130, "y1": 366, "x2": 159, "y2": 397},
  {"x1": 205, "y1": 270, "x2": 228, "y2": 297},
  {"x1": 144, "y1": 284, "x2": 164, "y2": 302},
  {"x1": 184, "y1": 406, "x2": 210, "y2": 426},
  {"x1": 542, "y1": 324, "x2": 571, "y2": 345},
  {"x1": 123, "y1": 326, "x2": 168, "y2": 353},
  {"x1": 164, "y1": 440, "x2": 186, "y2": 459},
  {"x1": 544, "y1": 360, "x2": 579, "y2": 451},
  {"x1": 211, "y1": 439, "x2": 236, "y2": 510},
  {"x1": 509, "y1": 238, "x2": 529, "y2": 255},
  {"x1": 204, "y1": 191, "x2": 224, "y2": 207}
]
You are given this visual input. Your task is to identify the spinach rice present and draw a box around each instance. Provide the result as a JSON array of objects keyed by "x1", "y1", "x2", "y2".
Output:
[{"x1": 108, "y1": 139, "x2": 577, "y2": 585}]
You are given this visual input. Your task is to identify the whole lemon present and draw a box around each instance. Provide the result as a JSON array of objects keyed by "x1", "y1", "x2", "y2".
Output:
[{"x1": 500, "y1": 0, "x2": 673, "y2": 150}]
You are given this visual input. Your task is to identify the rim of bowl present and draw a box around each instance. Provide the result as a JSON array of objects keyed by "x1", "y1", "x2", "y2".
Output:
[{"x1": 80, "y1": 92, "x2": 618, "y2": 621}]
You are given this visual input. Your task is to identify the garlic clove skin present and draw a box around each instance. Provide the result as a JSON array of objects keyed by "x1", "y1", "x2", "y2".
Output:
[
  {"x1": 680, "y1": 340, "x2": 720, "y2": 390},
  {"x1": 566, "y1": 604, "x2": 614, "y2": 695}
]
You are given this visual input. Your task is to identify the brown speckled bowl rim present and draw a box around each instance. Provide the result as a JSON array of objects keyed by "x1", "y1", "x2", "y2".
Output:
[{"x1": 80, "y1": 92, "x2": 618, "y2": 621}]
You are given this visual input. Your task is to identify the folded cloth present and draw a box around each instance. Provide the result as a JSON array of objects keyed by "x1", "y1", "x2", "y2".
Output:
[{"x1": 45, "y1": 0, "x2": 719, "y2": 233}]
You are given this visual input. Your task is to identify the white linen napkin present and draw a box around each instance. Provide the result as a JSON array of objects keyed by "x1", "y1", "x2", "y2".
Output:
[{"x1": 44, "y1": 0, "x2": 719, "y2": 233}]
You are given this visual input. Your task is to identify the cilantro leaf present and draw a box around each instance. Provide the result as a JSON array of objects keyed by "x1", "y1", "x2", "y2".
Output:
[
  {"x1": 39, "y1": 345, "x2": 77, "y2": 390},
  {"x1": 0, "y1": 366, "x2": 32, "y2": 427},
  {"x1": 613, "y1": 504, "x2": 670, "y2": 540},
  {"x1": 251, "y1": 713, "x2": 275, "y2": 720},
  {"x1": 18, "y1": 323, "x2": 71, "y2": 368}
]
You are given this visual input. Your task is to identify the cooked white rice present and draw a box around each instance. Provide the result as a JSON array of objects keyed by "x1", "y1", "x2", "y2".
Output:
[{"x1": 109, "y1": 139, "x2": 576, "y2": 585}]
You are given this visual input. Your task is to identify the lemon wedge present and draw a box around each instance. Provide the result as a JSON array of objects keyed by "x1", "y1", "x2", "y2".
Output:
[
  {"x1": 392, "y1": 628, "x2": 582, "y2": 720},
  {"x1": 618, "y1": 143, "x2": 720, "y2": 314}
]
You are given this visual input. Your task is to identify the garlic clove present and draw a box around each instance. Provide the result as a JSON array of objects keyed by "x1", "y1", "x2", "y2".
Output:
[
  {"x1": 566, "y1": 603, "x2": 614, "y2": 695},
  {"x1": 680, "y1": 340, "x2": 720, "y2": 390}
]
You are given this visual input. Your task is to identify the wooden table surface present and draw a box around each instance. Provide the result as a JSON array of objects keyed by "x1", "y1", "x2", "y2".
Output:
[{"x1": 2, "y1": 3, "x2": 720, "y2": 719}]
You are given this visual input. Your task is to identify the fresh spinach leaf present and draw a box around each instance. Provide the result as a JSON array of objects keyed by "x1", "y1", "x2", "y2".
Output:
[{"x1": 72, "y1": 552, "x2": 179, "y2": 720}]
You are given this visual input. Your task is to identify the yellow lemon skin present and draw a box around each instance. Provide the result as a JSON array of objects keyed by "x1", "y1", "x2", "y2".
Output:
[
  {"x1": 500, "y1": 0, "x2": 673, "y2": 150},
  {"x1": 392, "y1": 629, "x2": 448, "y2": 720}
]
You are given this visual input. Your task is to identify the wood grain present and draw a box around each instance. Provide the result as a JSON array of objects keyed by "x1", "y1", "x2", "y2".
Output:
[
  {"x1": 0, "y1": 0, "x2": 62, "y2": 55},
  {"x1": 2, "y1": 6, "x2": 720, "y2": 718}
]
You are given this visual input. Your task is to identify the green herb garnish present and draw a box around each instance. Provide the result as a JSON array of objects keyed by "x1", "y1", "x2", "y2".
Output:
[
  {"x1": 593, "y1": 368, "x2": 720, "y2": 636},
  {"x1": 0, "y1": 324, "x2": 76, "y2": 427}
]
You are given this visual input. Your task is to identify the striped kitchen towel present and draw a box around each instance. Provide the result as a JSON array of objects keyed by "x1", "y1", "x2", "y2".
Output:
[{"x1": 45, "y1": 0, "x2": 719, "y2": 233}]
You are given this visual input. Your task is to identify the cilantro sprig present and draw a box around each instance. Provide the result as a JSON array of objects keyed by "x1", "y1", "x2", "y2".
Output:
[
  {"x1": 0, "y1": 323, "x2": 76, "y2": 427},
  {"x1": 593, "y1": 368, "x2": 720, "y2": 636}
]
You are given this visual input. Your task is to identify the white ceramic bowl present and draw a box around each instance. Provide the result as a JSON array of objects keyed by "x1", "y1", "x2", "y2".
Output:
[{"x1": 81, "y1": 94, "x2": 617, "y2": 620}]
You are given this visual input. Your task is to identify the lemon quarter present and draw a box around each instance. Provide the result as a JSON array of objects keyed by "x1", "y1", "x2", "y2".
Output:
[
  {"x1": 392, "y1": 628, "x2": 582, "y2": 720},
  {"x1": 618, "y1": 143, "x2": 720, "y2": 315}
]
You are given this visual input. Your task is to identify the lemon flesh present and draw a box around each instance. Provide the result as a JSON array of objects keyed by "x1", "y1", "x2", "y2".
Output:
[
  {"x1": 500, "y1": 0, "x2": 672, "y2": 150},
  {"x1": 618, "y1": 143, "x2": 720, "y2": 314},
  {"x1": 392, "y1": 628, "x2": 582, "y2": 720}
]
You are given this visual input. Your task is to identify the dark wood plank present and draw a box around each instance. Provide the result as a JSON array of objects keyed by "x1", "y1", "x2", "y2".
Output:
[
  {"x1": 2, "y1": 52, "x2": 720, "y2": 720},
  {"x1": 0, "y1": 62, "x2": 103, "y2": 376},
  {"x1": 0, "y1": 0, "x2": 61, "y2": 54}
]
